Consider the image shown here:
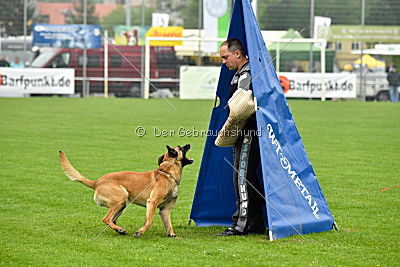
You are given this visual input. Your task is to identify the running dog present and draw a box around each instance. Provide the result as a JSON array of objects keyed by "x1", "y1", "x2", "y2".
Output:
[{"x1": 59, "y1": 144, "x2": 193, "y2": 237}]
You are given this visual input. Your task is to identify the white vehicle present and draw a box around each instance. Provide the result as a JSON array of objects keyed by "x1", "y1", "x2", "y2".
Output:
[{"x1": 357, "y1": 72, "x2": 394, "y2": 101}]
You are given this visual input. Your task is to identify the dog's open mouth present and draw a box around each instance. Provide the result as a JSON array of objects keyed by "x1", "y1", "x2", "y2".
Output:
[
  {"x1": 182, "y1": 144, "x2": 193, "y2": 166},
  {"x1": 183, "y1": 156, "x2": 194, "y2": 166}
]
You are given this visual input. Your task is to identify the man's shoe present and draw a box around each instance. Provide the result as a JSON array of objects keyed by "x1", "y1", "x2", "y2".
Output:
[{"x1": 216, "y1": 227, "x2": 246, "y2": 236}]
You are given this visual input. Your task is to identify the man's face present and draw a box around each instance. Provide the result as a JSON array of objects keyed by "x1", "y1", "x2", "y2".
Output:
[{"x1": 220, "y1": 45, "x2": 239, "y2": 71}]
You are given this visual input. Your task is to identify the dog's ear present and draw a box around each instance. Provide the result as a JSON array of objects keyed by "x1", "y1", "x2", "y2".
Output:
[
  {"x1": 158, "y1": 154, "x2": 165, "y2": 166},
  {"x1": 166, "y1": 145, "x2": 178, "y2": 158},
  {"x1": 183, "y1": 144, "x2": 191, "y2": 151}
]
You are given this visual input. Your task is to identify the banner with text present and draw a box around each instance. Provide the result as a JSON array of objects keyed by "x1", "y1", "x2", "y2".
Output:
[
  {"x1": 179, "y1": 66, "x2": 356, "y2": 99},
  {"x1": 146, "y1": 26, "x2": 183, "y2": 46},
  {"x1": 322, "y1": 25, "x2": 400, "y2": 42},
  {"x1": 0, "y1": 68, "x2": 75, "y2": 97},
  {"x1": 32, "y1": 24, "x2": 102, "y2": 49},
  {"x1": 281, "y1": 72, "x2": 356, "y2": 98}
]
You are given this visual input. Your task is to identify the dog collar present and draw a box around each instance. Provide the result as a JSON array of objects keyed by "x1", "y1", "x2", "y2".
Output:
[{"x1": 157, "y1": 170, "x2": 180, "y2": 185}]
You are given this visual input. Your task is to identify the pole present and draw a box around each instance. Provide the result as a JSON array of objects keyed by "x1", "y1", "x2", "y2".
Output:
[
  {"x1": 359, "y1": 0, "x2": 365, "y2": 101},
  {"x1": 144, "y1": 38, "x2": 150, "y2": 99},
  {"x1": 140, "y1": 0, "x2": 145, "y2": 98},
  {"x1": 197, "y1": 0, "x2": 202, "y2": 66},
  {"x1": 83, "y1": 0, "x2": 88, "y2": 97},
  {"x1": 321, "y1": 40, "x2": 326, "y2": 101},
  {"x1": 22, "y1": 2, "x2": 28, "y2": 98},
  {"x1": 104, "y1": 30, "x2": 108, "y2": 98},
  {"x1": 308, "y1": 0, "x2": 314, "y2": 72},
  {"x1": 126, "y1": 0, "x2": 131, "y2": 27},
  {"x1": 276, "y1": 42, "x2": 280, "y2": 72},
  {"x1": 23, "y1": 0, "x2": 27, "y2": 54}
]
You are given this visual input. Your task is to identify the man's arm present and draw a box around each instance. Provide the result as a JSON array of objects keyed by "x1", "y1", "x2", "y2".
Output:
[{"x1": 238, "y1": 71, "x2": 252, "y2": 91}]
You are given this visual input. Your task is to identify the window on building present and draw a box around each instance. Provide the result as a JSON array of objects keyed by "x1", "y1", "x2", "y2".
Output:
[
  {"x1": 335, "y1": 42, "x2": 342, "y2": 51},
  {"x1": 351, "y1": 42, "x2": 360, "y2": 50}
]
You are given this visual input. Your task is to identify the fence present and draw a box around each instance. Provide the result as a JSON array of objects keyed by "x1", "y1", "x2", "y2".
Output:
[
  {"x1": 143, "y1": 36, "x2": 327, "y2": 99},
  {"x1": 70, "y1": 36, "x2": 328, "y2": 99}
]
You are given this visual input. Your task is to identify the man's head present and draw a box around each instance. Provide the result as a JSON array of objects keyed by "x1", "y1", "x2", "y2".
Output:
[{"x1": 220, "y1": 39, "x2": 248, "y2": 71}]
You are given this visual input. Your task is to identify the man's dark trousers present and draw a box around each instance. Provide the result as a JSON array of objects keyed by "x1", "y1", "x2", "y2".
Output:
[{"x1": 232, "y1": 115, "x2": 266, "y2": 233}]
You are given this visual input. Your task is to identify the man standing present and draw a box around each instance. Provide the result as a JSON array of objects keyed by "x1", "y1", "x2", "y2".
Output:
[
  {"x1": 0, "y1": 55, "x2": 10, "y2": 67},
  {"x1": 10, "y1": 56, "x2": 25, "y2": 68},
  {"x1": 387, "y1": 65, "x2": 399, "y2": 103},
  {"x1": 216, "y1": 39, "x2": 266, "y2": 236}
]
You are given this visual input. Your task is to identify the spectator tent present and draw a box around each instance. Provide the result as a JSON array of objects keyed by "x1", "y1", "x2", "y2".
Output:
[{"x1": 267, "y1": 28, "x2": 336, "y2": 72}]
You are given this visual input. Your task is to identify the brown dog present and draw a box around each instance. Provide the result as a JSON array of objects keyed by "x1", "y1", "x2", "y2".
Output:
[{"x1": 59, "y1": 144, "x2": 193, "y2": 237}]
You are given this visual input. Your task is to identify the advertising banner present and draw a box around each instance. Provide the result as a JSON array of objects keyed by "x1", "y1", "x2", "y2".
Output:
[
  {"x1": 314, "y1": 16, "x2": 331, "y2": 40},
  {"x1": 32, "y1": 24, "x2": 102, "y2": 49},
  {"x1": 179, "y1": 66, "x2": 219, "y2": 99},
  {"x1": 0, "y1": 68, "x2": 75, "y2": 97},
  {"x1": 114, "y1": 25, "x2": 150, "y2": 46},
  {"x1": 146, "y1": 26, "x2": 183, "y2": 46},
  {"x1": 179, "y1": 66, "x2": 356, "y2": 99},
  {"x1": 323, "y1": 25, "x2": 400, "y2": 42},
  {"x1": 203, "y1": 0, "x2": 231, "y2": 53},
  {"x1": 281, "y1": 72, "x2": 357, "y2": 98},
  {"x1": 152, "y1": 13, "x2": 170, "y2": 27}
]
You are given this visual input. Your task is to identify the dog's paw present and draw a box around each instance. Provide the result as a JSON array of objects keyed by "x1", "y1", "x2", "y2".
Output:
[
  {"x1": 115, "y1": 228, "x2": 127, "y2": 235},
  {"x1": 133, "y1": 231, "x2": 142, "y2": 238},
  {"x1": 168, "y1": 234, "x2": 177, "y2": 238}
]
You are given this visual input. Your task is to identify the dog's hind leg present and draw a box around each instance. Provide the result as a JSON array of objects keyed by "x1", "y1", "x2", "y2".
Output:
[
  {"x1": 159, "y1": 198, "x2": 177, "y2": 237},
  {"x1": 112, "y1": 204, "x2": 126, "y2": 225},
  {"x1": 95, "y1": 185, "x2": 129, "y2": 235},
  {"x1": 103, "y1": 203, "x2": 128, "y2": 235}
]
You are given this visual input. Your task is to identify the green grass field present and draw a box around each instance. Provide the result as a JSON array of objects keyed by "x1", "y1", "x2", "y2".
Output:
[{"x1": 0, "y1": 98, "x2": 399, "y2": 266}]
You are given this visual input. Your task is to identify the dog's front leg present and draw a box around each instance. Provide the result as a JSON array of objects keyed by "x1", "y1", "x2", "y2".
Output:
[
  {"x1": 159, "y1": 198, "x2": 177, "y2": 237},
  {"x1": 134, "y1": 198, "x2": 159, "y2": 238}
]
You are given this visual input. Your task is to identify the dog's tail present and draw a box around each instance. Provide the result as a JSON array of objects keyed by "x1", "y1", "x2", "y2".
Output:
[{"x1": 59, "y1": 151, "x2": 96, "y2": 189}]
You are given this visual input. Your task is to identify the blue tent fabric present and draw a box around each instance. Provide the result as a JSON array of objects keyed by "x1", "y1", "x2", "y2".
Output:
[
  {"x1": 189, "y1": 0, "x2": 247, "y2": 226},
  {"x1": 190, "y1": 0, "x2": 335, "y2": 240}
]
